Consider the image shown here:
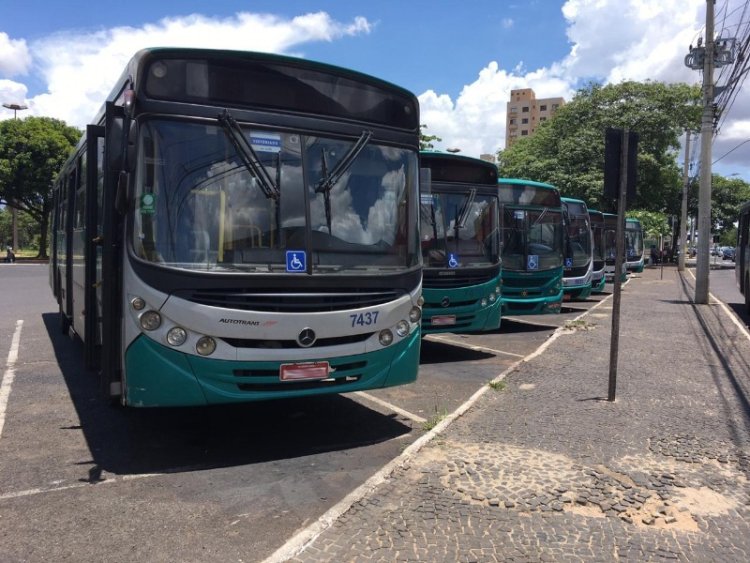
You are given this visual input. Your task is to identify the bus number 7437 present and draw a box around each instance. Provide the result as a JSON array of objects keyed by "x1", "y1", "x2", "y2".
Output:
[{"x1": 350, "y1": 312, "x2": 379, "y2": 327}]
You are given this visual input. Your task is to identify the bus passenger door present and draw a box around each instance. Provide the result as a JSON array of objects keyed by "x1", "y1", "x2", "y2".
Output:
[{"x1": 84, "y1": 125, "x2": 105, "y2": 371}]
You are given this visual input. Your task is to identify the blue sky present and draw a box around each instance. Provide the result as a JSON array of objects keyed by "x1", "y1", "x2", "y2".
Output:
[{"x1": 2, "y1": 0, "x2": 750, "y2": 181}]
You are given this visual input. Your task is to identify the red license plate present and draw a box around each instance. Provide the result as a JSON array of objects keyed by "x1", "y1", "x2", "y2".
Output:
[
  {"x1": 431, "y1": 315, "x2": 456, "y2": 326},
  {"x1": 280, "y1": 361, "x2": 331, "y2": 381}
]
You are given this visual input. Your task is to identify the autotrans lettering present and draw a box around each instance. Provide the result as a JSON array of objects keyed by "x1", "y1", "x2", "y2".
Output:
[
  {"x1": 219, "y1": 318, "x2": 261, "y2": 326},
  {"x1": 350, "y1": 311, "x2": 379, "y2": 327}
]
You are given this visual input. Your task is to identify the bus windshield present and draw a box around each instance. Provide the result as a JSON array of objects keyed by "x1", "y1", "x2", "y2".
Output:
[
  {"x1": 502, "y1": 207, "x2": 563, "y2": 271},
  {"x1": 420, "y1": 190, "x2": 499, "y2": 268},
  {"x1": 132, "y1": 118, "x2": 418, "y2": 274},
  {"x1": 626, "y1": 223, "x2": 644, "y2": 260},
  {"x1": 563, "y1": 203, "x2": 592, "y2": 269}
]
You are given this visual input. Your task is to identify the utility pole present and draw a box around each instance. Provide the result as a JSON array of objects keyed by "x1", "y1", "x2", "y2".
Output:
[
  {"x1": 694, "y1": 0, "x2": 715, "y2": 303},
  {"x1": 678, "y1": 130, "x2": 690, "y2": 272}
]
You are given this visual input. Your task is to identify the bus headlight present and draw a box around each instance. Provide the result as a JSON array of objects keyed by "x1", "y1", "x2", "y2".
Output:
[
  {"x1": 395, "y1": 320, "x2": 410, "y2": 337},
  {"x1": 489, "y1": 292, "x2": 496, "y2": 303},
  {"x1": 166, "y1": 327, "x2": 187, "y2": 347},
  {"x1": 139, "y1": 310, "x2": 161, "y2": 331},
  {"x1": 417, "y1": 295, "x2": 425, "y2": 307},
  {"x1": 409, "y1": 306, "x2": 422, "y2": 323},
  {"x1": 480, "y1": 298, "x2": 488, "y2": 307},
  {"x1": 196, "y1": 336, "x2": 216, "y2": 356},
  {"x1": 131, "y1": 297, "x2": 146, "y2": 311},
  {"x1": 379, "y1": 329, "x2": 394, "y2": 346}
]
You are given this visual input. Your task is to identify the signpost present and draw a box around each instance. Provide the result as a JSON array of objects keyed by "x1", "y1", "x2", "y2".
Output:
[{"x1": 604, "y1": 127, "x2": 638, "y2": 402}]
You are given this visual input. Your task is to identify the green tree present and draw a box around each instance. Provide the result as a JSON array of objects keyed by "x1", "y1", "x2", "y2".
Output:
[
  {"x1": 497, "y1": 81, "x2": 701, "y2": 215},
  {"x1": 710, "y1": 174, "x2": 750, "y2": 237},
  {"x1": 0, "y1": 116, "x2": 81, "y2": 258},
  {"x1": 420, "y1": 124, "x2": 442, "y2": 150}
]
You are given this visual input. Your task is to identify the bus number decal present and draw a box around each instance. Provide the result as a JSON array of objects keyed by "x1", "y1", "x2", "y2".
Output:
[{"x1": 350, "y1": 312, "x2": 379, "y2": 327}]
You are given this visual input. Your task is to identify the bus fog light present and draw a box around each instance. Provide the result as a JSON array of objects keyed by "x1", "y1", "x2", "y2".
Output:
[
  {"x1": 489, "y1": 293, "x2": 496, "y2": 302},
  {"x1": 131, "y1": 297, "x2": 146, "y2": 311},
  {"x1": 139, "y1": 310, "x2": 161, "y2": 331},
  {"x1": 396, "y1": 320, "x2": 410, "y2": 337},
  {"x1": 196, "y1": 336, "x2": 216, "y2": 356},
  {"x1": 480, "y1": 298, "x2": 488, "y2": 307},
  {"x1": 379, "y1": 329, "x2": 394, "y2": 346},
  {"x1": 167, "y1": 327, "x2": 187, "y2": 346},
  {"x1": 409, "y1": 306, "x2": 422, "y2": 323}
]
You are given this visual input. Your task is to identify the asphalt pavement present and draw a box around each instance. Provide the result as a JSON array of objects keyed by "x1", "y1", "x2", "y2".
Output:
[{"x1": 274, "y1": 264, "x2": 750, "y2": 562}]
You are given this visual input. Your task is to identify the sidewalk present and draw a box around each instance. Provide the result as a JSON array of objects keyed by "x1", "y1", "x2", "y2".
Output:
[{"x1": 286, "y1": 266, "x2": 750, "y2": 562}]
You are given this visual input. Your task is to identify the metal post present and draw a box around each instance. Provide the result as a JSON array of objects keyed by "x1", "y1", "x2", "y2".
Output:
[
  {"x1": 695, "y1": 0, "x2": 715, "y2": 303},
  {"x1": 608, "y1": 128, "x2": 629, "y2": 402},
  {"x1": 678, "y1": 131, "x2": 691, "y2": 271}
]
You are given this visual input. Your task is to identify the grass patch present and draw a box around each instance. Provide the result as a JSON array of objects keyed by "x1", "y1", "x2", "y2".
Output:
[
  {"x1": 421, "y1": 410, "x2": 448, "y2": 431},
  {"x1": 488, "y1": 380, "x2": 506, "y2": 391},
  {"x1": 564, "y1": 319, "x2": 595, "y2": 331}
]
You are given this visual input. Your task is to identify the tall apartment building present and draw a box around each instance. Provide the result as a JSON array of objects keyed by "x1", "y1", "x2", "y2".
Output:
[{"x1": 505, "y1": 88, "x2": 564, "y2": 148}]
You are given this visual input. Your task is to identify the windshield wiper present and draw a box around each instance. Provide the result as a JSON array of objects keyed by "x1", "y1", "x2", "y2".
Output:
[
  {"x1": 452, "y1": 188, "x2": 476, "y2": 252},
  {"x1": 315, "y1": 130, "x2": 373, "y2": 234},
  {"x1": 218, "y1": 109, "x2": 280, "y2": 201}
]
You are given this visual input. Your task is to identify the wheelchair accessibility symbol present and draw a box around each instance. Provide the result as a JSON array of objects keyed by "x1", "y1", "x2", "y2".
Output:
[
  {"x1": 448, "y1": 253, "x2": 459, "y2": 268},
  {"x1": 565, "y1": 258, "x2": 573, "y2": 268},
  {"x1": 527, "y1": 255, "x2": 539, "y2": 270},
  {"x1": 286, "y1": 250, "x2": 306, "y2": 273}
]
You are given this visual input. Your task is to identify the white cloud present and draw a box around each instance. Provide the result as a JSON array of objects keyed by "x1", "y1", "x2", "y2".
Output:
[
  {"x1": 501, "y1": 18, "x2": 514, "y2": 29},
  {"x1": 26, "y1": 11, "x2": 372, "y2": 127},
  {"x1": 0, "y1": 33, "x2": 31, "y2": 77},
  {"x1": 420, "y1": 0, "x2": 720, "y2": 158}
]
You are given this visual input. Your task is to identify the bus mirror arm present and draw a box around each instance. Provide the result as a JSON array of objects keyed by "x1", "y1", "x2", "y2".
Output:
[{"x1": 115, "y1": 171, "x2": 128, "y2": 215}]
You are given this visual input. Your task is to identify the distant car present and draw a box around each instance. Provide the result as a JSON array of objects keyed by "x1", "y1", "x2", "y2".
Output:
[{"x1": 722, "y1": 247, "x2": 735, "y2": 261}]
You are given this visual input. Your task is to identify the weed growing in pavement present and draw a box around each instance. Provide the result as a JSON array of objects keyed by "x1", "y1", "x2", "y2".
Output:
[
  {"x1": 422, "y1": 410, "x2": 448, "y2": 431},
  {"x1": 488, "y1": 380, "x2": 506, "y2": 391},
  {"x1": 563, "y1": 319, "x2": 595, "y2": 331}
]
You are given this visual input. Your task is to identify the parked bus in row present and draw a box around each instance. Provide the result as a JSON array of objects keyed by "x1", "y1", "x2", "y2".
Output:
[
  {"x1": 498, "y1": 178, "x2": 564, "y2": 315},
  {"x1": 419, "y1": 152, "x2": 502, "y2": 334},
  {"x1": 603, "y1": 212, "x2": 628, "y2": 283},
  {"x1": 625, "y1": 218, "x2": 645, "y2": 273},
  {"x1": 561, "y1": 197, "x2": 594, "y2": 301},
  {"x1": 588, "y1": 209, "x2": 607, "y2": 293},
  {"x1": 50, "y1": 48, "x2": 423, "y2": 406},
  {"x1": 736, "y1": 201, "x2": 750, "y2": 311}
]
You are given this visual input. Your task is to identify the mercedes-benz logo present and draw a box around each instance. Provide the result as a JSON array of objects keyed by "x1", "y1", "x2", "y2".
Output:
[
  {"x1": 441, "y1": 296, "x2": 451, "y2": 308},
  {"x1": 297, "y1": 327, "x2": 317, "y2": 348}
]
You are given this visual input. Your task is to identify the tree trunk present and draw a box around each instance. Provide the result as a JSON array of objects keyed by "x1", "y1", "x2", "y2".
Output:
[{"x1": 37, "y1": 202, "x2": 50, "y2": 260}]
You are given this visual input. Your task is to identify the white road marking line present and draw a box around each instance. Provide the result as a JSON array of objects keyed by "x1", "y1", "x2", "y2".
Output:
[
  {"x1": 353, "y1": 392, "x2": 427, "y2": 424},
  {"x1": 685, "y1": 268, "x2": 750, "y2": 342},
  {"x1": 0, "y1": 320, "x2": 23, "y2": 442},
  {"x1": 263, "y1": 290, "x2": 616, "y2": 563},
  {"x1": 424, "y1": 335, "x2": 525, "y2": 358}
]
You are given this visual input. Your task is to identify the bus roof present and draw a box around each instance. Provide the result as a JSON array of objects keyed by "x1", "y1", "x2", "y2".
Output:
[
  {"x1": 420, "y1": 151, "x2": 498, "y2": 185},
  {"x1": 94, "y1": 47, "x2": 420, "y2": 129},
  {"x1": 498, "y1": 177, "x2": 557, "y2": 191},
  {"x1": 560, "y1": 196, "x2": 586, "y2": 204},
  {"x1": 498, "y1": 178, "x2": 562, "y2": 207}
]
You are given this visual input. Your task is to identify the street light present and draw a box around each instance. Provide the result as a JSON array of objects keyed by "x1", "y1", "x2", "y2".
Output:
[{"x1": 2, "y1": 102, "x2": 29, "y2": 253}]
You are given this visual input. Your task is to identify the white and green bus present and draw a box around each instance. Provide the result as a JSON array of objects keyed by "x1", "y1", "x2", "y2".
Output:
[{"x1": 50, "y1": 48, "x2": 423, "y2": 406}]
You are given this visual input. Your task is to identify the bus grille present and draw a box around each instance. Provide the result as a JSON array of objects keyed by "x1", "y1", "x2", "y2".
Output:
[
  {"x1": 175, "y1": 288, "x2": 404, "y2": 312},
  {"x1": 565, "y1": 265, "x2": 590, "y2": 278},
  {"x1": 501, "y1": 272, "x2": 557, "y2": 288},
  {"x1": 423, "y1": 270, "x2": 497, "y2": 289},
  {"x1": 221, "y1": 332, "x2": 371, "y2": 349}
]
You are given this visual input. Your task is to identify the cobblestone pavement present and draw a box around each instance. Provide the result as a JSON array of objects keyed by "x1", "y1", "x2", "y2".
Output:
[{"x1": 289, "y1": 267, "x2": 750, "y2": 562}]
